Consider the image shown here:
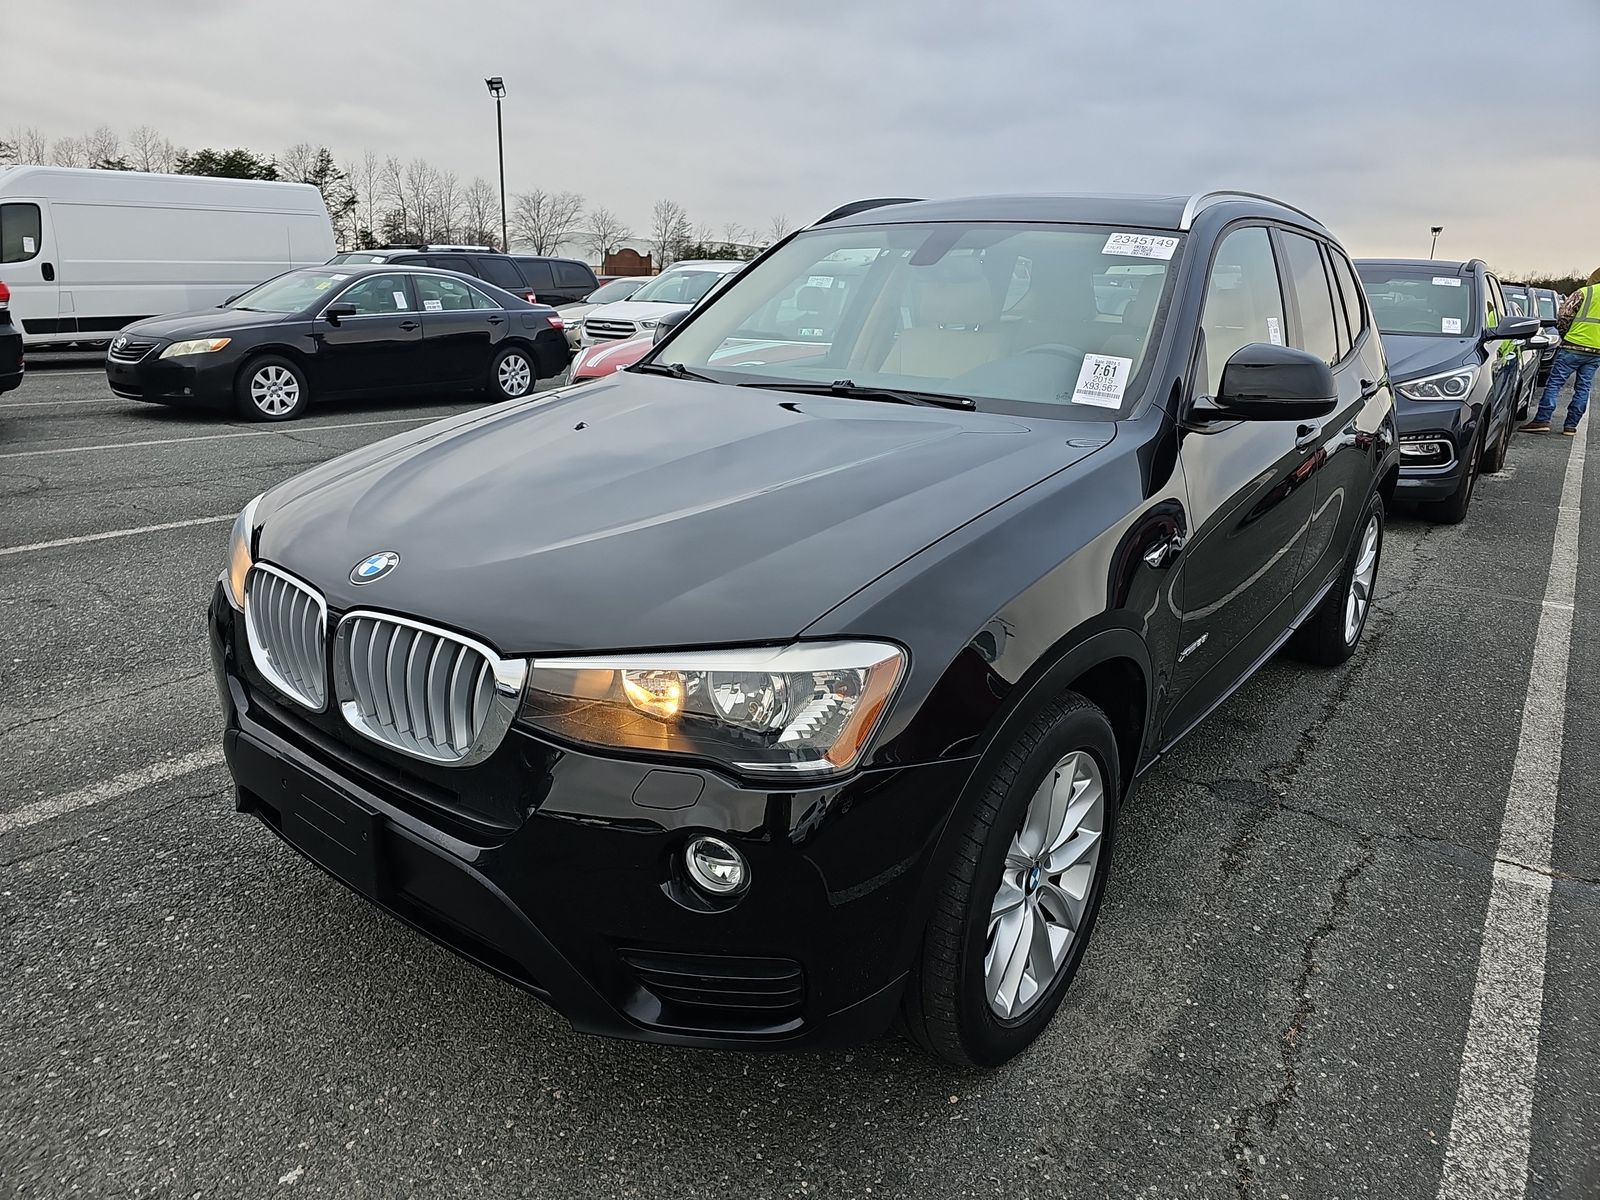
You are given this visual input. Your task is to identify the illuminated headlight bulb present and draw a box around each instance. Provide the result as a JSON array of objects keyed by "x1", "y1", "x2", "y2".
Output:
[
  {"x1": 708, "y1": 672, "x2": 789, "y2": 731},
  {"x1": 622, "y1": 669, "x2": 683, "y2": 720},
  {"x1": 685, "y1": 836, "x2": 747, "y2": 895}
]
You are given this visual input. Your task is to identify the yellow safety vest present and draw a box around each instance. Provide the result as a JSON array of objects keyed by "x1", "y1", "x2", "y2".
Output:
[{"x1": 1568, "y1": 285, "x2": 1600, "y2": 351}]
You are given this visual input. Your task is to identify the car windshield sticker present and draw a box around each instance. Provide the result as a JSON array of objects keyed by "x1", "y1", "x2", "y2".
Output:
[
  {"x1": 1442, "y1": 317, "x2": 1462, "y2": 334},
  {"x1": 423, "y1": 299, "x2": 443, "y2": 311},
  {"x1": 805, "y1": 275, "x2": 835, "y2": 288},
  {"x1": 1070, "y1": 353, "x2": 1133, "y2": 408},
  {"x1": 1266, "y1": 316, "x2": 1284, "y2": 345},
  {"x1": 313, "y1": 279, "x2": 332, "y2": 291},
  {"x1": 1102, "y1": 233, "x2": 1179, "y2": 260},
  {"x1": 1432, "y1": 277, "x2": 1462, "y2": 287},
  {"x1": 21, "y1": 236, "x2": 35, "y2": 253},
  {"x1": 392, "y1": 291, "x2": 407, "y2": 309},
  {"x1": 329, "y1": 273, "x2": 348, "y2": 281}
]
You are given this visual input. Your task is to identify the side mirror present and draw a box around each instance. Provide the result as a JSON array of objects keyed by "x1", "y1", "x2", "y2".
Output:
[
  {"x1": 1200, "y1": 343, "x2": 1337, "y2": 420},
  {"x1": 1540, "y1": 318, "x2": 1559, "y2": 330},
  {"x1": 324, "y1": 302, "x2": 357, "y2": 324},
  {"x1": 1529, "y1": 334, "x2": 1554, "y2": 349},
  {"x1": 652, "y1": 307, "x2": 690, "y2": 345},
  {"x1": 1486, "y1": 315, "x2": 1540, "y2": 341}
]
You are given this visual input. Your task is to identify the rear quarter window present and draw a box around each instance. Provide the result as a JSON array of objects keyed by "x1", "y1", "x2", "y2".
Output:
[
  {"x1": 479, "y1": 257, "x2": 526, "y2": 289},
  {"x1": 556, "y1": 262, "x2": 595, "y2": 290}
]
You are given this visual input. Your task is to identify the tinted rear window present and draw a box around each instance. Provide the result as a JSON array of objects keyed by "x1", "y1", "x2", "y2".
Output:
[
  {"x1": 516, "y1": 259, "x2": 557, "y2": 291},
  {"x1": 479, "y1": 257, "x2": 526, "y2": 289},
  {"x1": 556, "y1": 262, "x2": 595, "y2": 290}
]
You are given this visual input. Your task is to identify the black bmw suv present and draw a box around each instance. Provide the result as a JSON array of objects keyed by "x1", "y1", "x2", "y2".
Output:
[
  {"x1": 210, "y1": 192, "x2": 1398, "y2": 1066},
  {"x1": 1355, "y1": 258, "x2": 1540, "y2": 522}
]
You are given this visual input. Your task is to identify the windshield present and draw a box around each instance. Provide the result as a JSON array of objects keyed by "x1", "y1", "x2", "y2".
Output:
[
  {"x1": 1537, "y1": 292, "x2": 1558, "y2": 320},
  {"x1": 1503, "y1": 287, "x2": 1529, "y2": 316},
  {"x1": 656, "y1": 222, "x2": 1180, "y2": 416},
  {"x1": 586, "y1": 277, "x2": 648, "y2": 304},
  {"x1": 230, "y1": 270, "x2": 348, "y2": 313},
  {"x1": 631, "y1": 269, "x2": 733, "y2": 304},
  {"x1": 1357, "y1": 266, "x2": 1475, "y2": 336}
]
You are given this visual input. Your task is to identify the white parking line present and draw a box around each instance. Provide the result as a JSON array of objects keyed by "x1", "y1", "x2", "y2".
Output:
[
  {"x1": 1437, "y1": 421, "x2": 1587, "y2": 1200},
  {"x1": 0, "y1": 396, "x2": 121, "y2": 408},
  {"x1": 0, "y1": 415, "x2": 434, "y2": 459},
  {"x1": 0, "y1": 747, "x2": 225, "y2": 836},
  {"x1": 0, "y1": 515, "x2": 233, "y2": 557}
]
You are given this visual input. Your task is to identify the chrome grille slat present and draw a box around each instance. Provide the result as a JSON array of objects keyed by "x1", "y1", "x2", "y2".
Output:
[
  {"x1": 332, "y1": 611, "x2": 527, "y2": 766},
  {"x1": 243, "y1": 565, "x2": 328, "y2": 711}
]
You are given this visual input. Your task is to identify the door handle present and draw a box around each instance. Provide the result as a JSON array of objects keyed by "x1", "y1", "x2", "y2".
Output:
[
  {"x1": 487, "y1": 316, "x2": 505, "y2": 325},
  {"x1": 399, "y1": 320, "x2": 419, "y2": 331},
  {"x1": 41, "y1": 262, "x2": 55, "y2": 282},
  {"x1": 1142, "y1": 533, "x2": 1186, "y2": 569},
  {"x1": 1295, "y1": 421, "x2": 1322, "y2": 450}
]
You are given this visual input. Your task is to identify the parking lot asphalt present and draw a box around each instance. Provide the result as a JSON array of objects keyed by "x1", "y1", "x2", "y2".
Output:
[{"x1": 1, "y1": 361, "x2": 1595, "y2": 1199}]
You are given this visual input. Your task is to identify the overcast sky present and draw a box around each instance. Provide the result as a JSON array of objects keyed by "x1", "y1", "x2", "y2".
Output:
[{"x1": 7, "y1": 0, "x2": 1597, "y2": 275}]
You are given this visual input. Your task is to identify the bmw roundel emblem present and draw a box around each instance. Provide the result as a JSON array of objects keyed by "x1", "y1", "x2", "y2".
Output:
[{"x1": 350, "y1": 551, "x2": 400, "y2": 585}]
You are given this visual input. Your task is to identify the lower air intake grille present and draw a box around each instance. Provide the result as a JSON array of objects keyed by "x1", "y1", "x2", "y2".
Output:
[{"x1": 620, "y1": 950, "x2": 805, "y2": 1026}]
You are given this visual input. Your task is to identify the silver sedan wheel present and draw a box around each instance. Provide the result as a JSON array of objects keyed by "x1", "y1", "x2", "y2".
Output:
[
  {"x1": 985, "y1": 749, "x2": 1105, "y2": 1019},
  {"x1": 497, "y1": 353, "x2": 532, "y2": 397},
  {"x1": 1344, "y1": 514, "x2": 1380, "y2": 644},
  {"x1": 249, "y1": 365, "x2": 300, "y2": 416}
]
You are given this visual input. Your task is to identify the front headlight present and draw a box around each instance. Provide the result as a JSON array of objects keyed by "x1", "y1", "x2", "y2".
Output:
[
  {"x1": 1395, "y1": 367, "x2": 1476, "y2": 401},
  {"x1": 160, "y1": 337, "x2": 232, "y2": 359},
  {"x1": 518, "y1": 641, "x2": 906, "y2": 777},
  {"x1": 223, "y1": 494, "x2": 262, "y2": 610},
  {"x1": 637, "y1": 317, "x2": 660, "y2": 329}
]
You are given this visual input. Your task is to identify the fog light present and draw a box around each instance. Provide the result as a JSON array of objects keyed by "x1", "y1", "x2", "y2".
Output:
[{"x1": 685, "y1": 836, "x2": 747, "y2": 895}]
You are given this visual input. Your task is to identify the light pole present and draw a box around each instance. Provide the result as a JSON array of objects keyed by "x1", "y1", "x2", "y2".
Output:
[
  {"x1": 1429, "y1": 225, "x2": 1443, "y2": 259},
  {"x1": 485, "y1": 76, "x2": 507, "y2": 251}
]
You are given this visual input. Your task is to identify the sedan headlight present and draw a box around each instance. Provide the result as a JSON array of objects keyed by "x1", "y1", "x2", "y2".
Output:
[
  {"x1": 1395, "y1": 367, "x2": 1476, "y2": 401},
  {"x1": 637, "y1": 317, "x2": 660, "y2": 330},
  {"x1": 518, "y1": 641, "x2": 905, "y2": 776},
  {"x1": 223, "y1": 494, "x2": 262, "y2": 610},
  {"x1": 160, "y1": 337, "x2": 232, "y2": 359}
]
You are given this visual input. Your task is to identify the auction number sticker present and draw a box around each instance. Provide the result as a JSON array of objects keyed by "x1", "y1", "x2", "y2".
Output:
[
  {"x1": 423, "y1": 299, "x2": 443, "y2": 311},
  {"x1": 1070, "y1": 353, "x2": 1133, "y2": 408},
  {"x1": 1266, "y1": 316, "x2": 1284, "y2": 345},
  {"x1": 22, "y1": 236, "x2": 35, "y2": 254},
  {"x1": 1432, "y1": 277, "x2": 1461, "y2": 287},
  {"x1": 392, "y1": 291, "x2": 407, "y2": 309},
  {"x1": 805, "y1": 275, "x2": 835, "y2": 288},
  {"x1": 1102, "y1": 233, "x2": 1179, "y2": 260},
  {"x1": 1442, "y1": 317, "x2": 1462, "y2": 334}
]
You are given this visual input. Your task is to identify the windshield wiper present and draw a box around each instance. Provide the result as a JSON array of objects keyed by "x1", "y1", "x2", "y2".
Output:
[
  {"x1": 628, "y1": 361, "x2": 718, "y2": 382},
  {"x1": 737, "y1": 379, "x2": 975, "y2": 410}
]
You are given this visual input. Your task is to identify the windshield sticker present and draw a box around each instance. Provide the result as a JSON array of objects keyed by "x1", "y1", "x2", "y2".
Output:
[
  {"x1": 1102, "y1": 233, "x2": 1179, "y2": 260},
  {"x1": 423, "y1": 299, "x2": 443, "y2": 311},
  {"x1": 329, "y1": 273, "x2": 348, "y2": 281},
  {"x1": 1070, "y1": 353, "x2": 1133, "y2": 408},
  {"x1": 1442, "y1": 317, "x2": 1462, "y2": 334},
  {"x1": 392, "y1": 291, "x2": 407, "y2": 309},
  {"x1": 1266, "y1": 316, "x2": 1284, "y2": 345},
  {"x1": 1432, "y1": 277, "x2": 1462, "y2": 287},
  {"x1": 22, "y1": 236, "x2": 36, "y2": 253},
  {"x1": 313, "y1": 279, "x2": 332, "y2": 291},
  {"x1": 805, "y1": 275, "x2": 835, "y2": 288}
]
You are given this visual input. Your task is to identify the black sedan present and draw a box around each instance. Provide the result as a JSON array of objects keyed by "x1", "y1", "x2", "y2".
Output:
[
  {"x1": 105, "y1": 265, "x2": 570, "y2": 420},
  {"x1": 0, "y1": 280, "x2": 23, "y2": 395}
]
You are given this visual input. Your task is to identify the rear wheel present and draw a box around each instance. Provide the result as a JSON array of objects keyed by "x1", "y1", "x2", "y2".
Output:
[
  {"x1": 235, "y1": 355, "x2": 308, "y2": 422},
  {"x1": 901, "y1": 693, "x2": 1119, "y2": 1067},
  {"x1": 1288, "y1": 493, "x2": 1383, "y2": 666},
  {"x1": 489, "y1": 345, "x2": 535, "y2": 400}
]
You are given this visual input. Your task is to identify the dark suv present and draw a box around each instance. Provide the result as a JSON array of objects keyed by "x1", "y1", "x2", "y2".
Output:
[
  {"x1": 212, "y1": 191, "x2": 1398, "y2": 1067},
  {"x1": 327, "y1": 246, "x2": 599, "y2": 306},
  {"x1": 0, "y1": 280, "x2": 22, "y2": 395}
]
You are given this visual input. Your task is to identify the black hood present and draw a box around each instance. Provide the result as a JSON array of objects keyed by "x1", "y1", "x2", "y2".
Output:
[
  {"x1": 1381, "y1": 333, "x2": 1479, "y2": 383},
  {"x1": 256, "y1": 375, "x2": 1114, "y2": 653},
  {"x1": 123, "y1": 308, "x2": 293, "y2": 340}
]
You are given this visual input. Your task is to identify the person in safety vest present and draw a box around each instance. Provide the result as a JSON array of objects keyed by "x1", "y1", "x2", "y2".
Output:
[{"x1": 1522, "y1": 266, "x2": 1600, "y2": 435}]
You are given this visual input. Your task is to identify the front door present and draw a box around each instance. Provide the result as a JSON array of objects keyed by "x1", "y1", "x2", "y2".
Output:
[
  {"x1": 1164, "y1": 224, "x2": 1319, "y2": 743},
  {"x1": 311, "y1": 273, "x2": 422, "y2": 396},
  {"x1": 0, "y1": 199, "x2": 61, "y2": 341}
]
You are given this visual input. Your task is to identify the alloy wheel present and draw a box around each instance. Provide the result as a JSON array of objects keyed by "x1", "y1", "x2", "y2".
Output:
[
  {"x1": 498, "y1": 353, "x2": 532, "y2": 397},
  {"x1": 1344, "y1": 514, "x2": 1380, "y2": 644},
  {"x1": 250, "y1": 365, "x2": 300, "y2": 416},
  {"x1": 985, "y1": 750, "x2": 1105, "y2": 1019}
]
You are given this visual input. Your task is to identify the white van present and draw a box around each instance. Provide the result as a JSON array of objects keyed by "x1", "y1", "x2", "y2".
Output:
[{"x1": 0, "y1": 166, "x2": 335, "y2": 346}]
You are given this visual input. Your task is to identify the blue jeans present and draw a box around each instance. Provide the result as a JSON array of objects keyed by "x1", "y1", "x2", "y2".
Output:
[{"x1": 1535, "y1": 348, "x2": 1599, "y2": 428}]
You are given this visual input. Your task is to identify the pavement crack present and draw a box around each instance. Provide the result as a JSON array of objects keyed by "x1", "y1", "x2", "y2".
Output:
[
  {"x1": 0, "y1": 668, "x2": 210, "y2": 738},
  {"x1": 1228, "y1": 842, "x2": 1375, "y2": 1198}
]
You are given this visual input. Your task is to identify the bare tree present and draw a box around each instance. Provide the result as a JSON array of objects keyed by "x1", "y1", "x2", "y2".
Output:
[
  {"x1": 583, "y1": 205, "x2": 632, "y2": 263},
  {"x1": 50, "y1": 135, "x2": 88, "y2": 167},
  {"x1": 461, "y1": 177, "x2": 501, "y2": 248},
  {"x1": 650, "y1": 199, "x2": 691, "y2": 268},
  {"x1": 765, "y1": 214, "x2": 792, "y2": 244},
  {"x1": 509, "y1": 188, "x2": 585, "y2": 254},
  {"x1": 348, "y1": 150, "x2": 383, "y2": 247},
  {"x1": 381, "y1": 155, "x2": 414, "y2": 242},
  {"x1": 425, "y1": 166, "x2": 462, "y2": 242},
  {"x1": 84, "y1": 125, "x2": 123, "y2": 168},
  {"x1": 6, "y1": 127, "x2": 49, "y2": 165},
  {"x1": 278, "y1": 142, "x2": 319, "y2": 184},
  {"x1": 722, "y1": 220, "x2": 747, "y2": 247},
  {"x1": 128, "y1": 125, "x2": 180, "y2": 173}
]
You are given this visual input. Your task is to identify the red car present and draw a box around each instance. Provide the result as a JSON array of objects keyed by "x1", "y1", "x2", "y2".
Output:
[{"x1": 570, "y1": 332, "x2": 830, "y2": 384}]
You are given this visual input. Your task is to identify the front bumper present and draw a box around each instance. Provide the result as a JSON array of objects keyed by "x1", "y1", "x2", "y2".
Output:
[
  {"x1": 208, "y1": 583, "x2": 972, "y2": 1049},
  {"x1": 105, "y1": 348, "x2": 234, "y2": 407},
  {"x1": 1393, "y1": 399, "x2": 1474, "y2": 500}
]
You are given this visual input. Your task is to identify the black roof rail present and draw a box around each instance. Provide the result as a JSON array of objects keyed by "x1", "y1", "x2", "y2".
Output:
[{"x1": 813, "y1": 197, "x2": 924, "y2": 225}]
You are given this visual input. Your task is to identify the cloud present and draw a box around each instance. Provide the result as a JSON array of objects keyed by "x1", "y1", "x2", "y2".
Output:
[{"x1": 7, "y1": 0, "x2": 1597, "y2": 273}]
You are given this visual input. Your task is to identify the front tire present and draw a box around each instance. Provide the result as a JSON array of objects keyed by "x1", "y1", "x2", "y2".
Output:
[
  {"x1": 1288, "y1": 493, "x2": 1383, "y2": 666},
  {"x1": 489, "y1": 345, "x2": 535, "y2": 401},
  {"x1": 1481, "y1": 408, "x2": 1512, "y2": 474},
  {"x1": 235, "y1": 355, "x2": 308, "y2": 422},
  {"x1": 902, "y1": 693, "x2": 1119, "y2": 1067},
  {"x1": 1419, "y1": 428, "x2": 1480, "y2": 524}
]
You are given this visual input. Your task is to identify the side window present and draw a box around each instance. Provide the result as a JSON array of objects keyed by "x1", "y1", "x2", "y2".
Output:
[
  {"x1": 1484, "y1": 275, "x2": 1504, "y2": 332},
  {"x1": 478, "y1": 257, "x2": 525, "y2": 290},
  {"x1": 0, "y1": 203, "x2": 42, "y2": 263},
  {"x1": 1318, "y1": 245, "x2": 1350, "y2": 360},
  {"x1": 557, "y1": 262, "x2": 594, "y2": 291},
  {"x1": 1280, "y1": 232, "x2": 1339, "y2": 366},
  {"x1": 1329, "y1": 250, "x2": 1366, "y2": 347},
  {"x1": 414, "y1": 273, "x2": 491, "y2": 312},
  {"x1": 337, "y1": 274, "x2": 413, "y2": 315},
  {"x1": 519, "y1": 260, "x2": 556, "y2": 292},
  {"x1": 1199, "y1": 226, "x2": 1285, "y2": 397}
]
